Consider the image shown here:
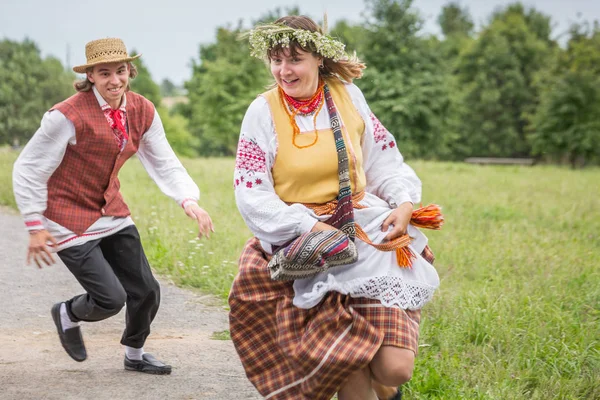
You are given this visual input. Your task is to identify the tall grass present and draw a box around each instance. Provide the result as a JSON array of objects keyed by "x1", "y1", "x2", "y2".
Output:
[
  {"x1": 0, "y1": 148, "x2": 17, "y2": 208},
  {"x1": 2, "y1": 151, "x2": 598, "y2": 399},
  {"x1": 408, "y1": 162, "x2": 600, "y2": 399}
]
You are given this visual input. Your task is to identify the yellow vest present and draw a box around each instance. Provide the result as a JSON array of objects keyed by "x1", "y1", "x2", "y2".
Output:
[{"x1": 262, "y1": 79, "x2": 366, "y2": 203}]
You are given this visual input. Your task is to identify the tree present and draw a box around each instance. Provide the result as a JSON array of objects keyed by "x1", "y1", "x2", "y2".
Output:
[
  {"x1": 185, "y1": 23, "x2": 270, "y2": 156},
  {"x1": 562, "y1": 21, "x2": 600, "y2": 74},
  {"x1": 130, "y1": 50, "x2": 162, "y2": 107},
  {"x1": 454, "y1": 4, "x2": 554, "y2": 158},
  {"x1": 160, "y1": 78, "x2": 180, "y2": 97},
  {"x1": 330, "y1": 19, "x2": 369, "y2": 55},
  {"x1": 530, "y1": 72, "x2": 600, "y2": 167},
  {"x1": 158, "y1": 106, "x2": 199, "y2": 157},
  {"x1": 436, "y1": 2, "x2": 475, "y2": 64},
  {"x1": 490, "y1": 2, "x2": 553, "y2": 44},
  {"x1": 0, "y1": 39, "x2": 74, "y2": 146},
  {"x1": 529, "y1": 22, "x2": 600, "y2": 167},
  {"x1": 184, "y1": 8, "x2": 298, "y2": 156},
  {"x1": 362, "y1": 0, "x2": 424, "y2": 72},
  {"x1": 358, "y1": 0, "x2": 455, "y2": 159},
  {"x1": 438, "y1": 2, "x2": 474, "y2": 38}
]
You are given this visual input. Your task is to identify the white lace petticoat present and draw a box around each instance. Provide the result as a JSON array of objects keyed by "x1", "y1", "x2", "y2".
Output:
[
  {"x1": 293, "y1": 245, "x2": 439, "y2": 309},
  {"x1": 291, "y1": 194, "x2": 441, "y2": 309}
]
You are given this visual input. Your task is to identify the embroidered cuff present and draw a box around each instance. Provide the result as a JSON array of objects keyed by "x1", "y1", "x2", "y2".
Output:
[
  {"x1": 389, "y1": 193, "x2": 413, "y2": 209},
  {"x1": 180, "y1": 198, "x2": 198, "y2": 209},
  {"x1": 24, "y1": 217, "x2": 45, "y2": 231}
]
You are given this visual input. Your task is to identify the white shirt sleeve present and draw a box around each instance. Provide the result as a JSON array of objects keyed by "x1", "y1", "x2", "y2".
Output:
[
  {"x1": 12, "y1": 110, "x2": 75, "y2": 230},
  {"x1": 345, "y1": 83, "x2": 422, "y2": 206},
  {"x1": 137, "y1": 110, "x2": 200, "y2": 208},
  {"x1": 234, "y1": 97, "x2": 318, "y2": 246}
]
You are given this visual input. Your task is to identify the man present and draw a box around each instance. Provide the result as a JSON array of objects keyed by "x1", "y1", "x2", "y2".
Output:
[{"x1": 12, "y1": 38, "x2": 213, "y2": 375}]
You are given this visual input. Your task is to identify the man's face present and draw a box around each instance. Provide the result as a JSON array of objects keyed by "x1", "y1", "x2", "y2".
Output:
[{"x1": 87, "y1": 62, "x2": 129, "y2": 109}]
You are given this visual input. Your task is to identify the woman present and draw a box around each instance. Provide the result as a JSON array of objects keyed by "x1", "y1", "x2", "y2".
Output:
[{"x1": 229, "y1": 16, "x2": 440, "y2": 400}]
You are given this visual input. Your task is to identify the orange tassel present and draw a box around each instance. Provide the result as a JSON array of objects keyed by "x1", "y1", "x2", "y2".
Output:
[
  {"x1": 396, "y1": 247, "x2": 415, "y2": 268},
  {"x1": 410, "y1": 204, "x2": 444, "y2": 230}
]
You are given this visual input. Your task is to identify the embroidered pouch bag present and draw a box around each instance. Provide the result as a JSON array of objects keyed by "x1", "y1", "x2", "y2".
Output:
[{"x1": 268, "y1": 229, "x2": 357, "y2": 281}]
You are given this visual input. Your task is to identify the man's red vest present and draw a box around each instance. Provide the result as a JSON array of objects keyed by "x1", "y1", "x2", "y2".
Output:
[{"x1": 44, "y1": 90, "x2": 155, "y2": 235}]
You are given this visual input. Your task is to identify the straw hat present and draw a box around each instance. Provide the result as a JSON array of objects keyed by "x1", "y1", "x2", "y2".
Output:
[{"x1": 73, "y1": 38, "x2": 141, "y2": 73}]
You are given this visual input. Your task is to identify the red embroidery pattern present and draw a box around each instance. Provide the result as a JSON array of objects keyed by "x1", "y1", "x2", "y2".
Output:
[
  {"x1": 234, "y1": 137, "x2": 268, "y2": 189},
  {"x1": 234, "y1": 173, "x2": 265, "y2": 189},
  {"x1": 370, "y1": 113, "x2": 388, "y2": 144},
  {"x1": 235, "y1": 138, "x2": 267, "y2": 173},
  {"x1": 370, "y1": 113, "x2": 397, "y2": 151}
]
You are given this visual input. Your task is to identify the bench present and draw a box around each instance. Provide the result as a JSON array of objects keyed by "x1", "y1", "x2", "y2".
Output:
[{"x1": 464, "y1": 157, "x2": 535, "y2": 166}]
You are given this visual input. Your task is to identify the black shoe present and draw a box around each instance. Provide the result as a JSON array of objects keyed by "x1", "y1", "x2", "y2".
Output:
[
  {"x1": 380, "y1": 388, "x2": 402, "y2": 400},
  {"x1": 377, "y1": 387, "x2": 402, "y2": 400},
  {"x1": 389, "y1": 388, "x2": 402, "y2": 400},
  {"x1": 124, "y1": 353, "x2": 172, "y2": 375},
  {"x1": 51, "y1": 302, "x2": 87, "y2": 362}
]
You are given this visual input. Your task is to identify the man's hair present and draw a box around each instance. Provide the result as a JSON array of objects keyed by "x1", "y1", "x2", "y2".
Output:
[{"x1": 73, "y1": 62, "x2": 138, "y2": 92}]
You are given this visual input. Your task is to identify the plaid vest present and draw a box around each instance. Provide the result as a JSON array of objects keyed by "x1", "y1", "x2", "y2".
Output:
[{"x1": 45, "y1": 90, "x2": 155, "y2": 235}]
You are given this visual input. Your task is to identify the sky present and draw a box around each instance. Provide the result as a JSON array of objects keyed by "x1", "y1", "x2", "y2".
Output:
[{"x1": 1, "y1": 0, "x2": 598, "y2": 85}]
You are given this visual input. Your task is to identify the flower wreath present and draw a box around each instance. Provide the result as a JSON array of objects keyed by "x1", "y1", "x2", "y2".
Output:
[{"x1": 245, "y1": 23, "x2": 347, "y2": 61}]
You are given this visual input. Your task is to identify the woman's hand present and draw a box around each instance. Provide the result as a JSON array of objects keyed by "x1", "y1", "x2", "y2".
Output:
[
  {"x1": 27, "y1": 229, "x2": 57, "y2": 268},
  {"x1": 381, "y1": 202, "x2": 413, "y2": 241},
  {"x1": 310, "y1": 221, "x2": 338, "y2": 232},
  {"x1": 184, "y1": 203, "x2": 215, "y2": 239}
]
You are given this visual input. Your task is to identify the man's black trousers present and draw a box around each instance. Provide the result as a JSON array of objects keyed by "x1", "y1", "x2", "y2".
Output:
[{"x1": 58, "y1": 225, "x2": 160, "y2": 348}]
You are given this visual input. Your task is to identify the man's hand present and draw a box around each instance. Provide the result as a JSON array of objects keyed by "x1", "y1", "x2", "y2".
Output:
[
  {"x1": 27, "y1": 229, "x2": 57, "y2": 268},
  {"x1": 381, "y1": 202, "x2": 413, "y2": 241},
  {"x1": 184, "y1": 203, "x2": 215, "y2": 239}
]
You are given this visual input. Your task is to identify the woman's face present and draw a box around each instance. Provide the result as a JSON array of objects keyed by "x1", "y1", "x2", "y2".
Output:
[{"x1": 270, "y1": 47, "x2": 322, "y2": 100}]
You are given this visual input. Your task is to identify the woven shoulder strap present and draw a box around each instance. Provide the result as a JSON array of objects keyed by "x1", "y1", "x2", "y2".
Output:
[{"x1": 323, "y1": 83, "x2": 355, "y2": 240}]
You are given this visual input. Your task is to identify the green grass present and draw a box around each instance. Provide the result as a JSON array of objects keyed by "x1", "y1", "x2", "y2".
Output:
[
  {"x1": 0, "y1": 148, "x2": 18, "y2": 208},
  {"x1": 211, "y1": 330, "x2": 232, "y2": 341},
  {"x1": 2, "y1": 150, "x2": 599, "y2": 399}
]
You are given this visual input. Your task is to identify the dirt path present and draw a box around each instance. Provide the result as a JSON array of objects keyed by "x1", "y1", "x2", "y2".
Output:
[{"x1": 0, "y1": 208, "x2": 261, "y2": 400}]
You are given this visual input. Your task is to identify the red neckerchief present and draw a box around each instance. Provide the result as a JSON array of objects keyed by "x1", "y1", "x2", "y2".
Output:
[{"x1": 101, "y1": 103, "x2": 128, "y2": 150}]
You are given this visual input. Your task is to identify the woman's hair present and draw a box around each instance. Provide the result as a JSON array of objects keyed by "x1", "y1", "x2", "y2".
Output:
[
  {"x1": 269, "y1": 15, "x2": 365, "y2": 82},
  {"x1": 73, "y1": 62, "x2": 138, "y2": 92}
]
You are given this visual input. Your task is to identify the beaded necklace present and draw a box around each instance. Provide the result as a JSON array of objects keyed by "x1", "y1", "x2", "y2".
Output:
[{"x1": 278, "y1": 79, "x2": 325, "y2": 149}]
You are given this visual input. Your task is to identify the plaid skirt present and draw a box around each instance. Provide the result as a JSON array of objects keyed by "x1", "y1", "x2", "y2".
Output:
[{"x1": 229, "y1": 238, "x2": 435, "y2": 400}]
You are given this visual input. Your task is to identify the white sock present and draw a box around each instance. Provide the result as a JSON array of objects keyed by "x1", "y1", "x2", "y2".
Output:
[
  {"x1": 60, "y1": 303, "x2": 79, "y2": 332},
  {"x1": 125, "y1": 346, "x2": 144, "y2": 360}
]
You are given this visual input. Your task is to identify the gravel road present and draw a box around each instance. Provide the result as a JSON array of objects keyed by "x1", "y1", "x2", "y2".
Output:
[{"x1": 0, "y1": 208, "x2": 261, "y2": 400}]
